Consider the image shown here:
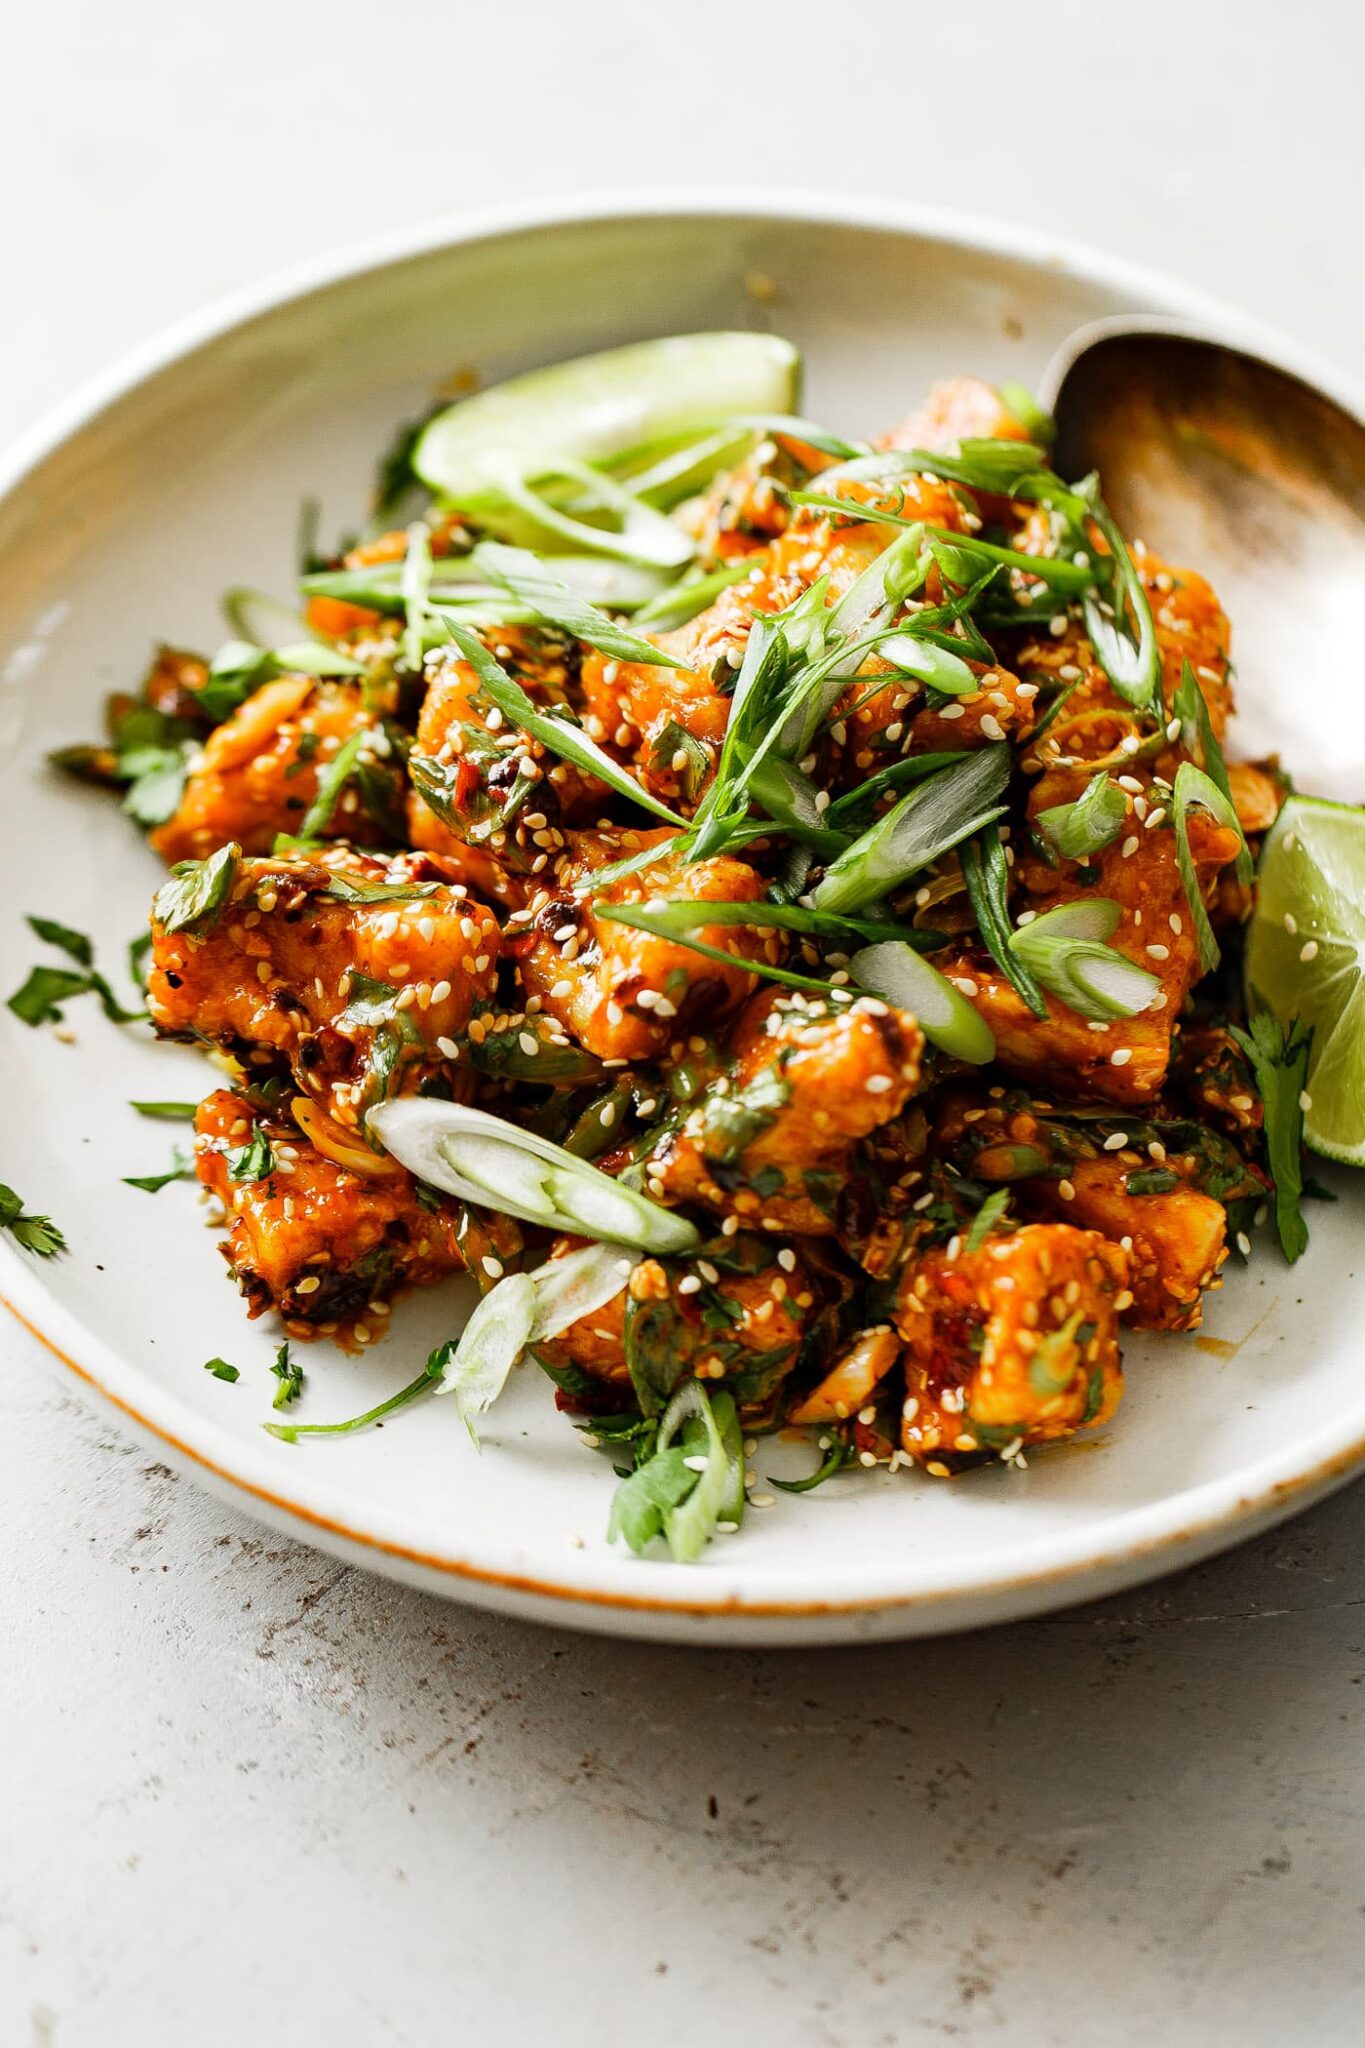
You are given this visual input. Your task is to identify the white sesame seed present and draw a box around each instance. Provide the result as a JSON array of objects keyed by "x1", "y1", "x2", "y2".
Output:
[
  {"x1": 1300, "y1": 940, "x2": 1319, "y2": 961},
  {"x1": 677, "y1": 1274, "x2": 702, "y2": 1295},
  {"x1": 1102, "y1": 1132, "x2": 1128, "y2": 1151},
  {"x1": 865, "y1": 1073, "x2": 893, "y2": 1093},
  {"x1": 1145, "y1": 943, "x2": 1170, "y2": 960},
  {"x1": 1169, "y1": 913, "x2": 1183, "y2": 934},
  {"x1": 1121, "y1": 836, "x2": 1140, "y2": 858},
  {"x1": 979, "y1": 714, "x2": 1005, "y2": 741},
  {"x1": 1300, "y1": 1090, "x2": 1313, "y2": 1112},
  {"x1": 938, "y1": 703, "x2": 966, "y2": 721},
  {"x1": 482, "y1": 1256, "x2": 504, "y2": 1279},
  {"x1": 1057, "y1": 1178, "x2": 1076, "y2": 1201},
  {"x1": 1236, "y1": 1232, "x2": 1252, "y2": 1258},
  {"x1": 777, "y1": 1248, "x2": 796, "y2": 1272},
  {"x1": 1110, "y1": 1048, "x2": 1132, "y2": 1066}
]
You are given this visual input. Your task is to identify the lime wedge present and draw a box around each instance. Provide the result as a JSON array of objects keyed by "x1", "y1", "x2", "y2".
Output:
[
  {"x1": 412, "y1": 332, "x2": 801, "y2": 500},
  {"x1": 1245, "y1": 794, "x2": 1365, "y2": 1165}
]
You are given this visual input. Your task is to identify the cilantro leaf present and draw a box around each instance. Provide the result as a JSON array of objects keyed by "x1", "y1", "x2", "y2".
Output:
[
  {"x1": 0, "y1": 1182, "x2": 67, "y2": 1258},
  {"x1": 152, "y1": 843, "x2": 240, "y2": 935},
  {"x1": 228, "y1": 1128, "x2": 275, "y2": 1182},
  {"x1": 25, "y1": 915, "x2": 93, "y2": 966},
  {"x1": 270, "y1": 1342, "x2": 304, "y2": 1409},
  {"x1": 123, "y1": 1146, "x2": 195, "y2": 1194},
  {"x1": 1229, "y1": 1012, "x2": 1312, "y2": 1263},
  {"x1": 7, "y1": 965, "x2": 97, "y2": 1026}
]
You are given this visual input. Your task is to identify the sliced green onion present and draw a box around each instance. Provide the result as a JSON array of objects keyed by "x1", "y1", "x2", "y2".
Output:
[
  {"x1": 1173, "y1": 660, "x2": 1253, "y2": 884},
  {"x1": 996, "y1": 384, "x2": 1056, "y2": 444},
  {"x1": 367, "y1": 1098, "x2": 701, "y2": 1254},
  {"x1": 400, "y1": 520, "x2": 432, "y2": 672},
  {"x1": 812, "y1": 745, "x2": 1010, "y2": 914},
  {"x1": 483, "y1": 455, "x2": 696, "y2": 569},
  {"x1": 875, "y1": 630, "x2": 977, "y2": 696},
  {"x1": 618, "y1": 427, "x2": 756, "y2": 506},
  {"x1": 1010, "y1": 899, "x2": 1160, "y2": 1021},
  {"x1": 438, "y1": 619, "x2": 684, "y2": 826},
  {"x1": 1079, "y1": 485, "x2": 1160, "y2": 708},
  {"x1": 470, "y1": 542, "x2": 684, "y2": 668},
  {"x1": 222, "y1": 587, "x2": 317, "y2": 647},
  {"x1": 438, "y1": 1271, "x2": 537, "y2": 1437},
  {"x1": 631, "y1": 562, "x2": 752, "y2": 631},
  {"x1": 1034, "y1": 772, "x2": 1128, "y2": 860},
  {"x1": 528, "y1": 1242, "x2": 637, "y2": 1340},
  {"x1": 598, "y1": 897, "x2": 938, "y2": 948},
  {"x1": 1015, "y1": 898, "x2": 1120, "y2": 944},
  {"x1": 849, "y1": 940, "x2": 996, "y2": 1063},
  {"x1": 596, "y1": 902, "x2": 857, "y2": 1000},
  {"x1": 960, "y1": 827, "x2": 1047, "y2": 1018},
  {"x1": 1172, "y1": 761, "x2": 1247, "y2": 972},
  {"x1": 925, "y1": 528, "x2": 1093, "y2": 593},
  {"x1": 437, "y1": 1243, "x2": 634, "y2": 1436}
]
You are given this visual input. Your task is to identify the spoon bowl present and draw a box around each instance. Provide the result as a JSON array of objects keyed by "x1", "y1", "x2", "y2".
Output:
[{"x1": 1044, "y1": 319, "x2": 1365, "y2": 801}]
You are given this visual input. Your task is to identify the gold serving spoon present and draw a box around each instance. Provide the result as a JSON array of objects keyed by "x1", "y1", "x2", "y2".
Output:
[{"x1": 1043, "y1": 317, "x2": 1365, "y2": 801}]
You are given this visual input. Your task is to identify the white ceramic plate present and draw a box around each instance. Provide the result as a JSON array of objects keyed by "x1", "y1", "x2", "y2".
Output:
[{"x1": 2, "y1": 192, "x2": 1362, "y2": 1645}]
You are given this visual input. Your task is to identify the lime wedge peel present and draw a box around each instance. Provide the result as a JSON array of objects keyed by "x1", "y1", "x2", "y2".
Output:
[
  {"x1": 413, "y1": 332, "x2": 802, "y2": 502},
  {"x1": 1245, "y1": 793, "x2": 1365, "y2": 1166}
]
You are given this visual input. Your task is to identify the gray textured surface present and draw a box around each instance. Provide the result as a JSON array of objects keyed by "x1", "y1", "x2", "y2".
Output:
[{"x1": 4, "y1": 3, "x2": 1365, "y2": 2041}]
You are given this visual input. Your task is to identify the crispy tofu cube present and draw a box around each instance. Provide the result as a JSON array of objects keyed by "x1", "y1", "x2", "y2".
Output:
[
  {"x1": 194, "y1": 1089, "x2": 519, "y2": 1334},
  {"x1": 650, "y1": 989, "x2": 923, "y2": 1235},
  {"x1": 152, "y1": 677, "x2": 390, "y2": 865},
  {"x1": 895, "y1": 1223, "x2": 1129, "y2": 1467},
  {"x1": 148, "y1": 847, "x2": 501, "y2": 1126},
  {"x1": 512, "y1": 828, "x2": 769, "y2": 1062},
  {"x1": 537, "y1": 1230, "x2": 820, "y2": 1413}
]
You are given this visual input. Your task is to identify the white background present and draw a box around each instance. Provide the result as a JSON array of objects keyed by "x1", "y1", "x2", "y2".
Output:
[{"x1": 4, "y1": 5, "x2": 1365, "y2": 2043}]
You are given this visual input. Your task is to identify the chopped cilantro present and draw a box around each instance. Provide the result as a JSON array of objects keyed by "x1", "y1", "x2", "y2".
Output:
[
  {"x1": 25, "y1": 915, "x2": 93, "y2": 966},
  {"x1": 204, "y1": 1358, "x2": 240, "y2": 1383},
  {"x1": 270, "y1": 1342, "x2": 304, "y2": 1409},
  {"x1": 228, "y1": 1128, "x2": 275, "y2": 1182},
  {"x1": 123, "y1": 1146, "x2": 194, "y2": 1194},
  {"x1": 965, "y1": 1187, "x2": 1011, "y2": 1252},
  {"x1": 152, "y1": 843, "x2": 240, "y2": 936},
  {"x1": 0, "y1": 1182, "x2": 67, "y2": 1258},
  {"x1": 1230, "y1": 1012, "x2": 1311, "y2": 1263}
]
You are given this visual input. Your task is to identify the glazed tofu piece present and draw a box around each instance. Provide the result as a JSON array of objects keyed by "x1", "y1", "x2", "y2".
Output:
[
  {"x1": 194, "y1": 1090, "x2": 520, "y2": 1335},
  {"x1": 537, "y1": 1230, "x2": 820, "y2": 1412},
  {"x1": 1024, "y1": 1156, "x2": 1228, "y2": 1331},
  {"x1": 1011, "y1": 545, "x2": 1233, "y2": 743},
  {"x1": 895, "y1": 1223, "x2": 1130, "y2": 1469},
  {"x1": 879, "y1": 376, "x2": 1034, "y2": 455},
  {"x1": 511, "y1": 827, "x2": 770, "y2": 1062},
  {"x1": 931, "y1": 948, "x2": 1175, "y2": 1105},
  {"x1": 579, "y1": 475, "x2": 971, "y2": 811},
  {"x1": 406, "y1": 633, "x2": 608, "y2": 895},
  {"x1": 152, "y1": 677, "x2": 394, "y2": 865},
  {"x1": 649, "y1": 988, "x2": 924, "y2": 1236},
  {"x1": 933, "y1": 1091, "x2": 1246, "y2": 1331},
  {"x1": 148, "y1": 846, "x2": 501, "y2": 1125},
  {"x1": 831, "y1": 651, "x2": 1039, "y2": 789}
]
